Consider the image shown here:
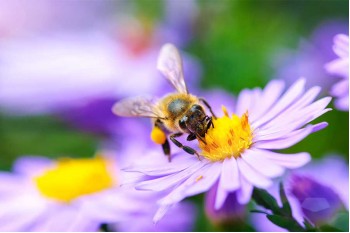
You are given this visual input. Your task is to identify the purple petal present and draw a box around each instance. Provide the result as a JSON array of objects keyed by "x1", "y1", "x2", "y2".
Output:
[
  {"x1": 255, "y1": 98, "x2": 331, "y2": 141},
  {"x1": 311, "y1": 122, "x2": 328, "y2": 132},
  {"x1": 256, "y1": 149, "x2": 311, "y2": 169},
  {"x1": 241, "y1": 149, "x2": 284, "y2": 178},
  {"x1": 219, "y1": 158, "x2": 240, "y2": 191},
  {"x1": 215, "y1": 183, "x2": 229, "y2": 210},
  {"x1": 252, "y1": 78, "x2": 306, "y2": 128},
  {"x1": 78, "y1": 190, "x2": 148, "y2": 223},
  {"x1": 250, "y1": 80, "x2": 285, "y2": 122},
  {"x1": 235, "y1": 89, "x2": 255, "y2": 116},
  {"x1": 205, "y1": 185, "x2": 246, "y2": 224},
  {"x1": 260, "y1": 87, "x2": 325, "y2": 130},
  {"x1": 294, "y1": 155, "x2": 349, "y2": 208},
  {"x1": 0, "y1": 192, "x2": 47, "y2": 231},
  {"x1": 0, "y1": 173, "x2": 26, "y2": 193},
  {"x1": 153, "y1": 204, "x2": 173, "y2": 223},
  {"x1": 0, "y1": 208, "x2": 45, "y2": 231},
  {"x1": 31, "y1": 205, "x2": 80, "y2": 231},
  {"x1": 236, "y1": 175, "x2": 253, "y2": 204},
  {"x1": 325, "y1": 58, "x2": 349, "y2": 77},
  {"x1": 286, "y1": 86, "x2": 322, "y2": 112},
  {"x1": 65, "y1": 213, "x2": 100, "y2": 232},
  {"x1": 136, "y1": 161, "x2": 206, "y2": 191},
  {"x1": 334, "y1": 95, "x2": 349, "y2": 111},
  {"x1": 184, "y1": 162, "x2": 222, "y2": 196},
  {"x1": 119, "y1": 201, "x2": 196, "y2": 231},
  {"x1": 254, "y1": 124, "x2": 321, "y2": 150},
  {"x1": 13, "y1": 156, "x2": 54, "y2": 177},
  {"x1": 236, "y1": 158, "x2": 272, "y2": 188},
  {"x1": 330, "y1": 79, "x2": 349, "y2": 97},
  {"x1": 333, "y1": 34, "x2": 349, "y2": 58},
  {"x1": 158, "y1": 163, "x2": 218, "y2": 206},
  {"x1": 124, "y1": 154, "x2": 196, "y2": 176},
  {"x1": 242, "y1": 88, "x2": 263, "y2": 117}
]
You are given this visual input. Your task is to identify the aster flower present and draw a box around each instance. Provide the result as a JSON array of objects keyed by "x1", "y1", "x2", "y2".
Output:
[
  {"x1": 124, "y1": 78, "x2": 331, "y2": 222},
  {"x1": 205, "y1": 182, "x2": 246, "y2": 226},
  {"x1": 252, "y1": 155, "x2": 349, "y2": 231},
  {"x1": 0, "y1": 19, "x2": 200, "y2": 115},
  {"x1": 0, "y1": 154, "x2": 196, "y2": 231},
  {"x1": 325, "y1": 34, "x2": 349, "y2": 111},
  {"x1": 272, "y1": 21, "x2": 348, "y2": 91},
  {"x1": 0, "y1": 0, "x2": 116, "y2": 38}
]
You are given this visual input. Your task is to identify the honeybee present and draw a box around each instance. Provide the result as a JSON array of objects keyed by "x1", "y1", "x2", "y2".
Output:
[{"x1": 112, "y1": 43, "x2": 216, "y2": 161}]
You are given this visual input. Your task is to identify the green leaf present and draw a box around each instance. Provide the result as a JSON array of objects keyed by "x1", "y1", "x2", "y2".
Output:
[
  {"x1": 303, "y1": 218, "x2": 316, "y2": 231},
  {"x1": 250, "y1": 209, "x2": 269, "y2": 215},
  {"x1": 328, "y1": 211, "x2": 349, "y2": 232},
  {"x1": 252, "y1": 188, "x2": 281, "y2": 214},
  {"x1": 319, "y1": 225, "x2": 343, "y2": 232},
  {"x1": 267, "y1": 214, "x2": 305, "y2": 232},
  {"x1": 279, "y1": 182, "x2": 292, "y2": 217}
]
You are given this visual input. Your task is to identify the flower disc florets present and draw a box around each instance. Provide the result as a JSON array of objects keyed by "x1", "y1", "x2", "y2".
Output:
[
  {"x1": 35, "y1": 157, "x2": 115, "y2": 202},
  {"x1": 199, "y1": 106, "x2": 253, "y2": 162}
]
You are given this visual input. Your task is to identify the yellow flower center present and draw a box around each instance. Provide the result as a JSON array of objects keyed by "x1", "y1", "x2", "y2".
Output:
[
  {"x1": 35, "y1": 156, "x2": 115, "y2": 202},
  {"x1": 199, "y1": 106, "x2": 253, "y2": 162}
]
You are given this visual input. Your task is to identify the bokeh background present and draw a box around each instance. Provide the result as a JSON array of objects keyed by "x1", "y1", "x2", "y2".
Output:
[{"x1": 0, "y1": 0, "x2": 348, "y2": 231}]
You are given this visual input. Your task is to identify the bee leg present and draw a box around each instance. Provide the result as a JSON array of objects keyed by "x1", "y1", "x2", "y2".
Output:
[
  {"x1": 162, "y1": 138, "x2": 172, "y2": 162},
  {"x1": 186, "y1": 133, "x2": 196, "y2": 141},
  {"x1": 154, "y1": 120, "x2": 172, "y2": 162},
  {"x1": 170, "y1": 133, "x2": 202, "y2": 160},
  {"x1": 199, "y1": 97, "x2": 217, "y2": 119},
  {"x1": 208, "y1": 116, "x2": 214, "y2": 129}
]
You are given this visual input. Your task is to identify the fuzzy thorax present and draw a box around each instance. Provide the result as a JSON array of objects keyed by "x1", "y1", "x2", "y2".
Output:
[
  {"x1": 199, "y1": 106, "x2": 253, "y2": 162},
  {"x1": 35, "y1": 157, "x2": 115, "y2": 202}
]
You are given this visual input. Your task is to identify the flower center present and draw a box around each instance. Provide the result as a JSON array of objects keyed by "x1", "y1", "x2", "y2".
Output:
[
  {"x1": 199, "y1": 106, "x2": 253, "y2": 162},
  {"x1": 35, "y1": 157, "x2": 115, "y2": 202}
]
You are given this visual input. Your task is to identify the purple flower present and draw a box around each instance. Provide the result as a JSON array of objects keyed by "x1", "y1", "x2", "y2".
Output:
[
  {"x1": 290, "y1": 175, "x2": 344, "y2": 225},
  {"x1": 0, "y1": 20, "x2": 201, "y2": 116},
  {"x1": 272, "y1": 21, "x2": 348, "y2": 91},
  {"x1": 0, "y1": 154, "x2": 196, "y2": 231},
  {"x1": 252, "y1": 156, "x2": 349, "y2": 231},
  {"x1": 205, "y1": 182, "x2": 245, "y2": 225},
  {"x1": 325, "y1": 34, "x2": 349, "y2": 111},
  {"x1": 113, "y1": 201, "x2": 196, "y2": 232},
  {"x1": 0, "y1": 0, "x2": 116, "y2": 38},
  {"x1": 124, "y1": 78, "x2": 331, "y2": 222}
]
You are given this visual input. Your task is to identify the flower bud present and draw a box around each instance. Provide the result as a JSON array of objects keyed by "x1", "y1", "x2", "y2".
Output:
[
  {"x1": 205, "y1": 183, "x2": 246, "y2": 226},
  {"x1": 290, "y1": 175, "x2": 344, "y2": 225}
]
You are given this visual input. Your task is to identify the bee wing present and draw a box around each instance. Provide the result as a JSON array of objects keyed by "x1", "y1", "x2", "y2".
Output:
[
  {"x1": 112, "y1": 96, "x2": 165, "y2": 119},
  {"x1": 157, "y1": 43, "x2": 188, "y2": 94}
]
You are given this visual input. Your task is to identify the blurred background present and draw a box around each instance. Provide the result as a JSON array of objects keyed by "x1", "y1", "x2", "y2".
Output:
[{"x1": 0, "y1": 0, "x2": 348, "y2": 231}]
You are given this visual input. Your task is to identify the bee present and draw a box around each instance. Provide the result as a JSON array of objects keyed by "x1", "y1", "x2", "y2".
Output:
[{"x1": 112, "y1": 43, "x2": 216, "y2": 161}]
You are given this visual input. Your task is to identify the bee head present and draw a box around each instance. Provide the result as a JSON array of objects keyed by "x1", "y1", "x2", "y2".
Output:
[{"x1": 179, "y1": 104, "x2": 212, "y2": 137}]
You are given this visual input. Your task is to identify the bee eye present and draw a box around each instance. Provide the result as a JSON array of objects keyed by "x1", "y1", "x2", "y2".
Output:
[
  {"x1": 179, "y1": 118, "x2": 187, "y2": 130},
  {"x1": 192, "y1": 104, "x2": 203, "y2": 112}
]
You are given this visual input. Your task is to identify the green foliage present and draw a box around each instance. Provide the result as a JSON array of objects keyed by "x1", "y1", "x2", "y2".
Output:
[
  {"x1": 0, "y1": 114, "x2": 97, "y2": 170},
  {"x1": 252, "y1": 184, "x2": 349, "y2": 232},
  {"x1": 252, "y1": 184, "x2": 313, "y2": 231}
]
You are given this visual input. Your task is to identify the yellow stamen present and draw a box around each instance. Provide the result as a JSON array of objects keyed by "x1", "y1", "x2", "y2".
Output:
[
  {"x1": 151, "y1": 126, "x2": 167, "y2": 144},
  {"x1": 35, "y1": 156, "x2": 115, "y2": 202},
  {"x1": 199, "y1": 106, "x2": 253, "y2": 162}
]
